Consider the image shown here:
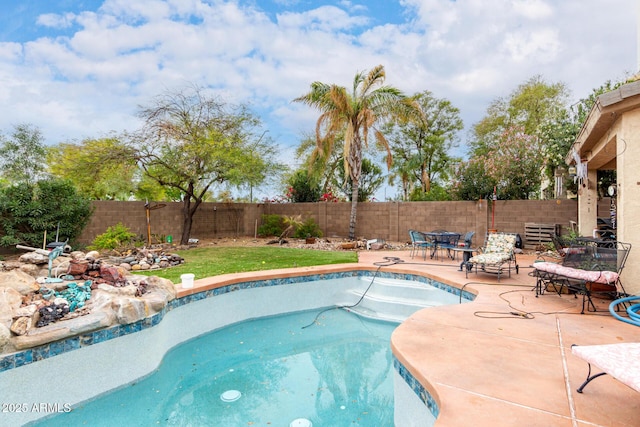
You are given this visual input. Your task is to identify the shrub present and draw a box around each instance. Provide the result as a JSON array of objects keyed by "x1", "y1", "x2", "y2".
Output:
[
  {"x1": 89, "y1": 222, "x2": 136, "y2": 250},
  {"x1": 0, "y1": 178, "x2": 93, "y2": 248},
  {"x1": 257, "y1": 214, "x2": 284, "y2": 237},
  {"x1": 293, "y1": 217, "x2": 323, "y2": 239}
]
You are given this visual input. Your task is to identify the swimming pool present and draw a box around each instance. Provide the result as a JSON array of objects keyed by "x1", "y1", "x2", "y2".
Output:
[
  {"x1": 35, "y1": 309, "x2": 404, "y2": 426},
  {"x1": 0, "y1": 269, "x2": 473, "y2": 425}
]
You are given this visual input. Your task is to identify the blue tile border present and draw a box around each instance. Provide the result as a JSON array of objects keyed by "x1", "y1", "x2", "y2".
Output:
[
  {"x1": 393, "y1": 356, "x2": 440, "y2": 419},
  {"x1": 0, "y1": 268, "x2": 473, "y2": 413}
]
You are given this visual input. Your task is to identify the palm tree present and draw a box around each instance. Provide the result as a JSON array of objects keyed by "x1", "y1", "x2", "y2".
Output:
[{"x1": 294, "y1": 65, "x2": 418, "y2": 239}]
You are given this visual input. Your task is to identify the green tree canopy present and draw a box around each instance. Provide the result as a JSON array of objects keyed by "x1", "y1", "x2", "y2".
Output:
[
  {"x1": 333, "y1": 157, "x2": 384, "y2": 202},
  {"x1": 453, "y1": 126, "x2": 542, "y2": 200},
  {"x1": 286, "y1": 168, "x2": 322, "y2": 203},
  {"x1": 470, "y1": 75, "x2": 569, "y2": 156},
  {"x1": 0, "y1": 123, "x2": 48, "y2": 184},
  {"x1": 128, "y1": 85, "x2": 283, "y2": 244},
  {"x1": 47, "y1": 137, "x2": 138, "y2": 200},
  {"x1": 386, "y1": 90, "x2": 463, "y2": 200},
  {"x1": 459, "y1": 75, "x2": 571, "y2": 200}
]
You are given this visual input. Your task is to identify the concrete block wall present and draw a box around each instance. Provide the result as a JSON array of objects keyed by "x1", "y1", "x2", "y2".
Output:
[
  {"x1": 493, "y1": 199, "x2": 580, "y2": 239},
  {"x1": 77, "y1": 199, "x2": 579, "y2": 247}
]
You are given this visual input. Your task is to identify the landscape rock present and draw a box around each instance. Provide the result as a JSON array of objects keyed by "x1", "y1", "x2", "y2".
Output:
[
  {"x1": 0, "y1": 270, "x2": 40, "y2": 295},
  {"x1": 69, "y1": 251, "x2": 87, "y2": 260},
  {"x1": 1, "y1": 247, "x2": 184, "y2": 355},
  {"x1": 13, "y1": 311, "x2": 113, "y2": 350},
  {"x1": 0, "y1": 324, "x2": 10, "y2": 352},
  {"x1": 96, "y1": 283, "x2": 138, "y2": 297},
  {"x1": 13, "y1": 304, "x2": 37, "y2": 318},
  {"x1": 68, "y1": 260, "x2": 89, "y2": 275},
  {"x1": 0, "y1": 288, "x2": 23, "y2": 326},
  {"x1": 112, "y1": 297, "x2": 147, "y2": 325},
  {"x1": 2, "y1": 260, "x2": 23, "y2": 271},
  {"x1": 18, "y1": 252, "x2": 49, "y2": 264},
  {"x1": 85, "y1": 250, "x2": 100, "y2": 259},
  {"x1": 145, "y1": 276, "x2": 178, "y2": 299},
  {"x1": 10, "y1": 316, "x2": 32, "y2": 336},
  {"x1": 19, "y1": 263, "x2": 41, "y2": 277}
]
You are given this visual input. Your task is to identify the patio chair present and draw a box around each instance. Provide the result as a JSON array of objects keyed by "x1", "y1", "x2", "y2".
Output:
[
  {"x1": 409, "y1": 230, "x2": 432, "y2": 260},
  {"x1": 450, "y1": 231, "x2": 475, "y2": 261},
  {"x1": 465, "y1": 232, "x2": 519, "y2": 281},
  {"x1": 536, "y1": 233, "x2": 573, "y2": 262},
  {"x1": 436, "y1": 232, "x2": 461, "y2": 260},
  {"x1": 531, "y1": 241, "x2": 631, "y2": 313},
  {"x1": 461, "y1": 231, "x2": 475, "y2": 248}
]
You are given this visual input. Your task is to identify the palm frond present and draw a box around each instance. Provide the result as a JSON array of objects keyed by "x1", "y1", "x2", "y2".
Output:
[
  {"x1": 359, "y1": 65, "x2": 386, "y2": 98},
  {"x1": 374, "y1": 128, "x2": 393, "y2": 169}
]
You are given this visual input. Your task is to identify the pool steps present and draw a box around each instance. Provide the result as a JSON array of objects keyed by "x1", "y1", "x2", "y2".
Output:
[{"x1": 344, "y1": 277, "x2": 464, "y2": 323}]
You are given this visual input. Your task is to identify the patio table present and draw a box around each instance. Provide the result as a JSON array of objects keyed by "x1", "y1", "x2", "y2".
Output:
[{"x1": 423, "y1": 231, "x2": 461, "y2": 260}]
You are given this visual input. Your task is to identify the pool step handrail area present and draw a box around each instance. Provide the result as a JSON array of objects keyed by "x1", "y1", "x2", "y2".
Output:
[{"x1": 343, "y1": 277, "x2": 467, "y2": 323}]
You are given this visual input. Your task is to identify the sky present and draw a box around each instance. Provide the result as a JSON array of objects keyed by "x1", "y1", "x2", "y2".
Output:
[{"x1": 0, "y1": 0, "x2": 637, "y2": 200}]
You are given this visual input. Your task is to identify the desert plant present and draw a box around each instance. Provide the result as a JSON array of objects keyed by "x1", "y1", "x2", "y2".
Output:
[
  {"x1": 89, "y1": 222, "x2": 136, "y2": 250},
  {"x1": 257, "y1": 214, "x2": 284, "y2": 237},
  {"x1": 279, "y1": 215, "x2": 302, "y2": 241},
  {"x1": 293, "y1": 217, "x2": 323, "y2": 239}
]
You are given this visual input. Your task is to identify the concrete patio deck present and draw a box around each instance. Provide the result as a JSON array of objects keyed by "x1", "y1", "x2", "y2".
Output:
[{"x1": 357, "y1": 249, "x2": 640, "y2": 427}]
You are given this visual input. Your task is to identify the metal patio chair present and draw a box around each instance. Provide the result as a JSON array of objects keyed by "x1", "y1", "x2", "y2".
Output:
[{"x1": 409, "y1": 229, "x2": 432, "y2": 260}]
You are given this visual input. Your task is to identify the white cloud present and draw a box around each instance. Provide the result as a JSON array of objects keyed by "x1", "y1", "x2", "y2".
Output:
[
  {"x1": 512, "y1": 0, "x2": 553, "y2": 19},
  {"x1": 0, "y1": 0, "x2": 636, "y2": 159},
  {"x1": 501, "y1": 28, "x2": 561, "y2": 62},
  {"x1": 37, "y1": 12, "x2": 76, "y2": 29},
  {"x1": 277, "y1": 5, "x2": 369, "y2": 31}
]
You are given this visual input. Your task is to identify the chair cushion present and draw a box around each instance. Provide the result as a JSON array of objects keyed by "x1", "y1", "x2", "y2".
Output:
[
  {"x1": 470, "y1": 253, "x2": 511, "y2": 265},
  {"x1": 572, "y1": 343, "x2": 640, "y2": 393},
  {"x1": 484, "y1": 233, "x2": 517, "y2": 254},
  {"x1": 533, "y1": 262, "x2": 618, "y2": 284}
]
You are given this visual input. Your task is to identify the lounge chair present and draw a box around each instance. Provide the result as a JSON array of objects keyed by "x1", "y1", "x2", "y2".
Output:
[
  {"x1": 531, "y1": 241, "x2": 631, "y2": 313},
  {"x1": 572, "y1": 342, "x2": 640, "y2": 393},
  {"x1": 466, "y1": 232, "x2": 519, "y2": 281}
]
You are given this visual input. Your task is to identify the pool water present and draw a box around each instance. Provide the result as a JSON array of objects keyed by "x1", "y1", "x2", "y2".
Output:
[{"x1": 36, "y1": 309, "x2": 397, "y2": 426}]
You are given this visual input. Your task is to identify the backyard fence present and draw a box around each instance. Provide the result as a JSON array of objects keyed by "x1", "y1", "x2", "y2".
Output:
[{"x1": 72, "y1": 198, "x2": 607, "y2": 248}]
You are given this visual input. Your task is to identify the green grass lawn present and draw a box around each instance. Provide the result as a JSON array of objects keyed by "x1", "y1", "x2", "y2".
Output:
[{"x1": 134, "y1": 246, "x2": 358, "y2": 284}]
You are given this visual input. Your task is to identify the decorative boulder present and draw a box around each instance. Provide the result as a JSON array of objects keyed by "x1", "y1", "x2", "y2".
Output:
[
  {"x1": 0, "y1": 270, "x2": 40, "y2": 295},
  {"x1": 0, "y1": 324, "x2": 10, "y2": 352},
  {"x1": 18, "y1": 252, "x2": 49, "y2": 265},
  {"x1": 112, "y1": 297, "x2": 147, "y2": 325},
  {"x1": 68, "y1": 260, "x2": 89, "y2": 276},
  {"x1": 0, "y1": 287, "x2": 23, "y2": 326}
]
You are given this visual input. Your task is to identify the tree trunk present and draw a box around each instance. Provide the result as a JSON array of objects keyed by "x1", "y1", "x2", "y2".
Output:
[
  {"x1": 348, "y1": 179, "x2": 359, "y2": 240},
  {"x1": 180, "y1": 189, "x2": 203, "y2": 245},
  {"x1": 180, "y1": 197, "x2": 193, "y2": 245}
]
